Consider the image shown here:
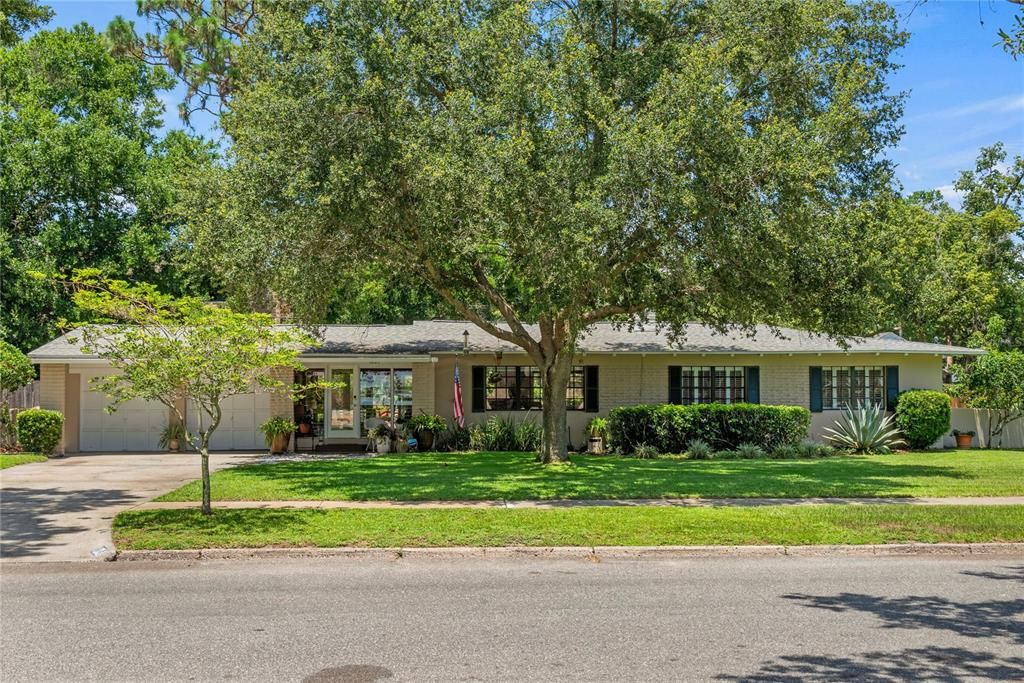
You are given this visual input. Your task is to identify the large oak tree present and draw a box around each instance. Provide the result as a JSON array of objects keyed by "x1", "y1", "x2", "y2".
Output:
[{"x1": 170, "y1": 0, "x2": 905, "y2": 462}]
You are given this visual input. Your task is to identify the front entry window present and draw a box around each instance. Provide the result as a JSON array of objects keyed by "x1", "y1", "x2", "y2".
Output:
[
  {"x1": 359, "y1": 368, "x2": 413, "y2": 437},
  {"x1": 329, "y1": 368, "x2": 354, "y2": 431}
]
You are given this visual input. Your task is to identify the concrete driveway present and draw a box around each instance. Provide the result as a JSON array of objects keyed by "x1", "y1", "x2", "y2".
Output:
[{"x1": 0, "y1": 452, "x2": 258, "y2": 562}]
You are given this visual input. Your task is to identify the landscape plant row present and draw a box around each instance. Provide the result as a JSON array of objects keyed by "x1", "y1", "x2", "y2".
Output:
[{"x1": 607, "y1": 403, "x2": 812, "y2": 454}]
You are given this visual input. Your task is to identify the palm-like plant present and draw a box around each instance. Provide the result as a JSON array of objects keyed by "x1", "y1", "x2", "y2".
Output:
[{"x1": 824, "y1": 403, "x2": 905, "y2": 454}]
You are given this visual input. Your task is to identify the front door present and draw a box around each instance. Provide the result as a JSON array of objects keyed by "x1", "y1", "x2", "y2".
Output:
[{"x1": 326, "y1": 368, "x2": 356, "y2": 438}]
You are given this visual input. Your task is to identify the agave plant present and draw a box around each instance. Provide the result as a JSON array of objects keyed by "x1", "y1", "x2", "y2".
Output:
[{"x1": 824, "y1": 403, "x2": 905, "y2": 454}]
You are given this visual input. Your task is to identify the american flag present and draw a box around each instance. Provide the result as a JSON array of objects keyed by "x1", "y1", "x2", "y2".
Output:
[{"x1": 453, "y1": 364, "x2": 465, "y2": 428}]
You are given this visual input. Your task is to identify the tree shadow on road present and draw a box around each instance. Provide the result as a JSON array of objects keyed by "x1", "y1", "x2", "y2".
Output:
[
  {"x1": 961, "y1": 565, "x2": 1024, "y2": 584},
  {"x1": 0, "y1": 487, "x2": 137, "y2": 559},
  {"x1": 779, "y1": 591, "x2": 1024, "y2": 644},
  {"x1": 717, "y1": 646, "x2": 1024, "y2": 682}
]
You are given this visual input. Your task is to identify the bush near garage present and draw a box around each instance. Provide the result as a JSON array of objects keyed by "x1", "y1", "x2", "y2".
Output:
[
  {"x1": 16, "y1": 408, "x2": 64, "y2": 455},
  {"x1": 894, "y1": 390, "x2": 951, "y2": 449},
  {"x1": 608, "y1": 403, "x2": 810, "y2": 454}
]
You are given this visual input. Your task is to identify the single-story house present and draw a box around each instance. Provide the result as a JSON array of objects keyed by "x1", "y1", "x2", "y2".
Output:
[{"x1": 27, "y1": 320, "x2": 989, "y2": 454}]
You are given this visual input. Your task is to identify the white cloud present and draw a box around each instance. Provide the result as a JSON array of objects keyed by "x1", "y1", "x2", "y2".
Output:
[
  {"x1": 936, "y1": 184, "x2": 964, "y2": 208},
  {"x1": 906, "y1": 94, "x2": 1024, "y2": 123}
]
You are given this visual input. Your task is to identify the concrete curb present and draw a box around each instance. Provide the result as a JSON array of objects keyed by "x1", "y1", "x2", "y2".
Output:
[{"x1": 115, "y1": 542, "x2": 1024, "y2": 562}]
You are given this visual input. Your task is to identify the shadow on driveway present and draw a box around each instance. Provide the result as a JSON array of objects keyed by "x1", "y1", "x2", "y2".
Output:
[{"x1": 0, "y1": 486, "x2": 137, "y2": 560}]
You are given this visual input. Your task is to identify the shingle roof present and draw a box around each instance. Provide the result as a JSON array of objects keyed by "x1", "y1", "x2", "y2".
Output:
[{"x1": 29, "y1": 320, "x2": 984, "y2": 360}]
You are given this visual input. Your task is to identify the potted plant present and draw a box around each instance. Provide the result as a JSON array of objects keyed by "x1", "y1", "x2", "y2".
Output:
[
  {"x1": 952, "y1": 429, "x2": 975, "y2": 449},
  {"x1": 260, "y1": 416, "x2": 295, "y2": 454},
  {"x1": 158, "y1": 423, "x2": 187, "y2": 452},
  {"x1": 587, "y1": 417, "x2": 609, "y2": 454},
  {"x1": 408, "y1": 413, "x2": 447, "y2": 451},
  {"x1": 368, "y1": 423, "x2": 395, "y2": 453}
]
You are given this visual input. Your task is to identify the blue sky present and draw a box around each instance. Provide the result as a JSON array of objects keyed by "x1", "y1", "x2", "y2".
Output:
[{"x1": 41, "y1": 0, "x2": 1024, "y2": 203}]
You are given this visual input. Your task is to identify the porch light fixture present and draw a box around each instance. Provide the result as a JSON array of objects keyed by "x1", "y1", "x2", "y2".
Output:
[
  {"x1": 495, "y1": 350, "x2": 503, "y2": 365},
  {"x1": 462, "y1": 329, "x2": 470, "y2": 356}
]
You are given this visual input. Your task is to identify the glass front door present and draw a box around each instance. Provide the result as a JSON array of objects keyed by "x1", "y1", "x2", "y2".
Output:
[{"x1": 327, "y1": 368, "x2": 355, "y2": 437}]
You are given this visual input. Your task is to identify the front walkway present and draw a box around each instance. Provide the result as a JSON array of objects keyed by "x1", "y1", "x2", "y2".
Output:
[
  {"x1": 134, "y1": 495, "x2": 1024, "y2": 510},
  {"x1": 0, "y1": 452, "x2": 259, "y2": 562}
]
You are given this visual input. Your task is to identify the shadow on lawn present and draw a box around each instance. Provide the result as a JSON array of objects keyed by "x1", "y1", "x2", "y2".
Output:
[{"x1": 187, "y1": 451, "x2": 971, "y2": 501}]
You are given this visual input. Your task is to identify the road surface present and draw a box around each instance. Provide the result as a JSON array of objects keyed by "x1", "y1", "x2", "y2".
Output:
[{"x1": 1, "y1": 555, "x2": 1022, "y2": 681}]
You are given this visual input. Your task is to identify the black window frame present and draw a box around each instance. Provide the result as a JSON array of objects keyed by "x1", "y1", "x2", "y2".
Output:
[
  {"x1": 821, "y1": 365, "x2": 885, "y2": 410},
  {"x1": 669, "y1": 366, "x2": 748, "y2": 405},
  {"x1": 482, "y1": 365, "x2": 590, "y2": 411}
]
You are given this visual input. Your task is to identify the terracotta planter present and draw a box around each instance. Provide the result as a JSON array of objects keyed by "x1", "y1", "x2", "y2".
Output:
[
  {"x1": 588, "y1": 436, "x2": 604, "y2": 454},
  {"x1": 270, "y1": 432, "x2": 291, "y2": 454},
  {"x1": 955, "y1": 433, "x2": 973, "y2": 449},
  {"x1": 168, "y1": 439, "x2": 180, "y2": 453},
  {"x1": 298, "y1": 422, "x2": 311, "y2": 435}
]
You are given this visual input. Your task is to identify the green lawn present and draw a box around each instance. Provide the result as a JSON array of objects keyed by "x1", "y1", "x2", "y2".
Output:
[
  {"x1": 114, "y1": 504, "x2": 1024, "y2": 549},
  {"x1": 157, "y1": 450, "x2": 1024, "y2": 502},
  {"x1": 0, "y1": 453, "x2": 47, "y2": 469}
]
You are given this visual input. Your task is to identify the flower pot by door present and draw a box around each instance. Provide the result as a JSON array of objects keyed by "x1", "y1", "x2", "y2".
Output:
[
  {"x1": 376, "y1": 437, "x2": 391, "y2": 454},
  {"x1": 418, "y1": 430, "x2": 435, "y2": 451},
  {"x1": 270, "y1": 433, "x2": 291, "y2": 454},
  {"x1": 588, "y1": 437, "x2": 604, "y2": 454},
  {"x1": 955, "y1": 433, "x2": 973, "y2": 449}
]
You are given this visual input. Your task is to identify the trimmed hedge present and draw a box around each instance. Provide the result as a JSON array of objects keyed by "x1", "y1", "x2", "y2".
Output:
[
  {"x1": 16, "y1": 408, "x2": 64, "y2": 455},
  {"x1": 894, "y1": 389, "x2": 950, "y2": 449},
  {"x1": 607, "y1": 403, "x2": 810, "y2": 454}
]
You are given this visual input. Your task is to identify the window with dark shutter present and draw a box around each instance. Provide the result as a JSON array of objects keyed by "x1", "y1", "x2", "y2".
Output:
[
  {"x1": 668, "y1": 366, "x2": 682, "y2": 404},
  {"x1": 584, "y1": 366, "x2": 599, "y2": 412},
  {"x1": 809, "y1": 367, "x2": 823, "y2": 413},
  {"x1": 471, "y1": 366, "x2": 486, "y2": 412}
]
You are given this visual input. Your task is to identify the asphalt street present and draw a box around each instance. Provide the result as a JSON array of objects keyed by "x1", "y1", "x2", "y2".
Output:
[{"x1": 1, "y1": 555, "x2": 1022, "y2": 682}]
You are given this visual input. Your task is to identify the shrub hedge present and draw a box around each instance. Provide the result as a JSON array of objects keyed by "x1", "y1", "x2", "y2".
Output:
[
  {"x1": 16, "y1": 408, "x2": 64, "y2": 455},
  {"x1": 894, "y1": 389, "x2": 951, "y2": 449},
  {"x1": 607, "y1": 403, "x2": 810, "y2": 454}
]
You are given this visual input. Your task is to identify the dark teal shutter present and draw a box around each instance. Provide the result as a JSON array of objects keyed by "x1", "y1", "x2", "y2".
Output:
[
  {"x1": 886, "y1": 366, "x2": 900, "y2": 411},
  {"x1": 745, "y1": 366, "x2": 760, "y2": 404},
  {"x1": 471, "y1": 366, "x2": 486, "y2": 412},
  {"x1": 809, "y1": 367, "x2": 823, "y2": 413},
  {"x1": 668, "y1": 366, "x2": 682, "y2": 404},
  {"x1": 584, "y1": 366, "x2": 599, "y2": 412}
]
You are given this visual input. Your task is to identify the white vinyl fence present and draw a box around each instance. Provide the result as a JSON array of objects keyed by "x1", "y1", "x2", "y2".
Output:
[{"x1": 946, "y1": 408, "x2": 1024, "y2": 449}]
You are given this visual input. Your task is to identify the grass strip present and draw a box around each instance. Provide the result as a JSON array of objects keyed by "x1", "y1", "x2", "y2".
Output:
[
  {"x1": 157, "y1": 450, "x2": 1024, "y2": 502},
  {"x1": 0, "y1": 453, "x2": 48, "y2": 470},
  {"x1": 114, "y1": 504, "x2": 1024, "y2": 550}
]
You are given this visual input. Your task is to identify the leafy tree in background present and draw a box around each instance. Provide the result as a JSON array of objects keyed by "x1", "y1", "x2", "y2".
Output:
[
  {"x1": 950, "y1": 350, "x2": 1024, "y2": 447},
  {"x1": 108, "y1": 0, "x2": 255, "y2": 122},
  {"x1": 71, "y1": 272, "x2": 313, "y2": 515},
  {"x1": 878, "y1": 145, "x2": 1023, "y2": 349},
  {"x1": 169, "y1": 0, "x2": 907, "y2": 462},
  {"x1": 0, "y1": 0, "x2": 52, "y2": 46},
  {"x1": 0, "y1": 339, "x2": 35, "y2": 449},
  {"x1": 0, "y1": 23, "x2": 218, "y2": 351}
]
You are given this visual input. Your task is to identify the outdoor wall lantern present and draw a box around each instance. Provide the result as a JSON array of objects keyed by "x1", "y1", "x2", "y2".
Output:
[{"x1": 462, "y1": 329, "x2": 470, "y2": 356}]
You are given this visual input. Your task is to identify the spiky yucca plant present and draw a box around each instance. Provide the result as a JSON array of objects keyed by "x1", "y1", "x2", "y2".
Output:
[{"x1": 824, "y1": 403, "x2": 905, "y2": 454}]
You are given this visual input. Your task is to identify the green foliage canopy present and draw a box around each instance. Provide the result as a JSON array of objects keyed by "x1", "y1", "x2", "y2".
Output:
[{"x1": 180, "y1": 0, "x2": 907, "y2": 461}]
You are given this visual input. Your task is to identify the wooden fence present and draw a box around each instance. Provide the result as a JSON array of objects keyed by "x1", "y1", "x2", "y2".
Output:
[{"x1": 1, "y1": 380, "x2": 40, "y2": 410}]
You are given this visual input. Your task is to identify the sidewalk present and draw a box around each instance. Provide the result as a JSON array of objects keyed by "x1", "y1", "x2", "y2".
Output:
[{"x1": 131, "y1": 495, "x2": 1024, "y2": 511}]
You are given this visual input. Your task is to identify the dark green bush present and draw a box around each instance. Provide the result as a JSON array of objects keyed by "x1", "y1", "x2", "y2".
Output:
[
  {"x1": 608, "y1": 403, "x2": 810, "y2": 454},
  {"x1": 894, "y1": 390, "x2": 951, "y2": 449},
  {"x1": 16, "y1": 408, "x2": 64, "y2": 455}
]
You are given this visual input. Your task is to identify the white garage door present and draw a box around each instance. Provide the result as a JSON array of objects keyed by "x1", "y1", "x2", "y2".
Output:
[
  {"x1": 80, "y1": 370, "x2": 168, "y2": 452},
  {"x1": 188, "y1": 393, "x2": 270, "y2": 451}
]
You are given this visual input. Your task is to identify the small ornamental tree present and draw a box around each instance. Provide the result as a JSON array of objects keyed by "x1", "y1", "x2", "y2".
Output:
[
  {"x1": 0, "y1": 340, "x2": 36, "y2": 449},
  {"x1": 951, "y1": 351, "x2": 1024, "y2": 448},
  {"x1": 70, "y1": 272, "x2": 314, "y2": 514}
]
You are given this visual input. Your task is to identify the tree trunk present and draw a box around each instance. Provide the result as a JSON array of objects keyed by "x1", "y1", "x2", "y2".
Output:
[
  {"x1": 200, "y1": 449, "x2": 212, "y2": 516},
  {"x1": 539, "y1": 357, "x2": 572, "y2": 464}
]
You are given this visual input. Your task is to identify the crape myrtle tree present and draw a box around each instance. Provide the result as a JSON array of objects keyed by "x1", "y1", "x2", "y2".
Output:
[
  {"x1": 144, "y1": 0, "x2": 906, "y2": 462},
  {"x1": 69, "y1": 271, "x2": 313, "y2": 514}
]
